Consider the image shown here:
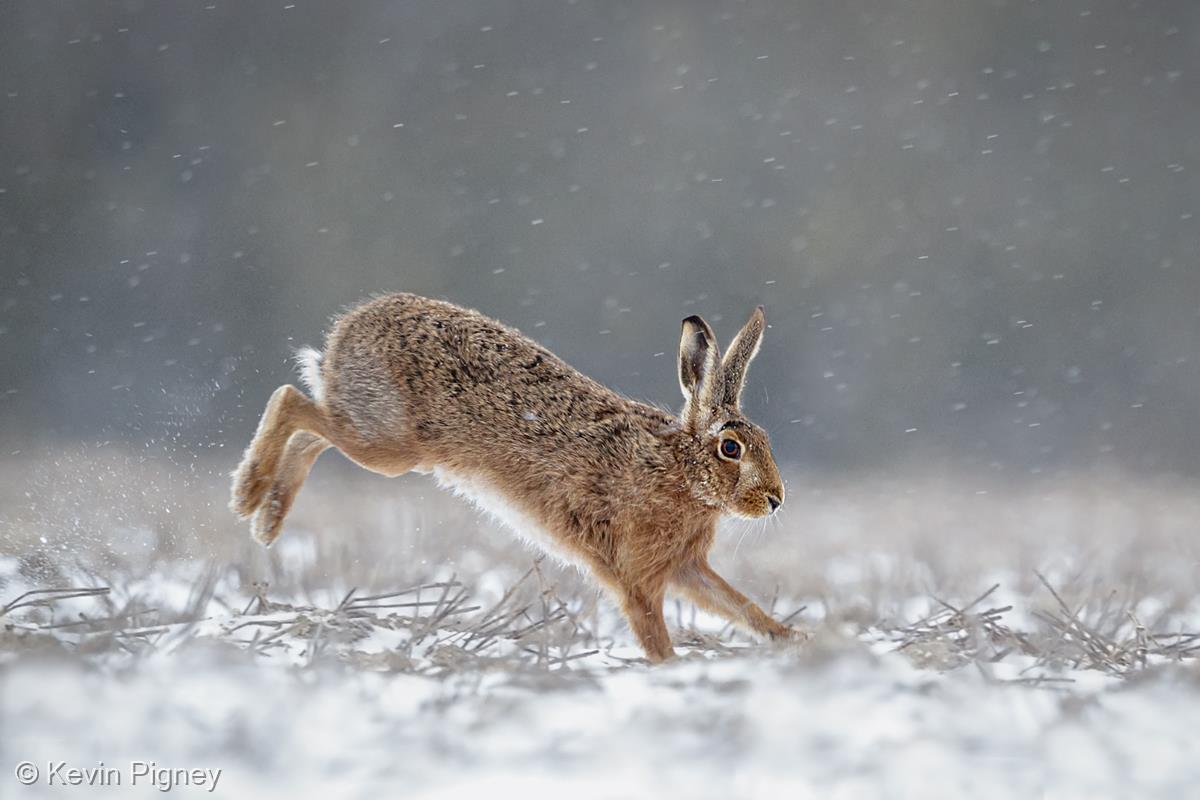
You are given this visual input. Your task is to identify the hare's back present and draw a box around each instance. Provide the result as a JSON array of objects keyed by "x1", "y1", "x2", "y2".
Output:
[{"x1": 322, "y1": 293, "x2": 640, "y2": 446}]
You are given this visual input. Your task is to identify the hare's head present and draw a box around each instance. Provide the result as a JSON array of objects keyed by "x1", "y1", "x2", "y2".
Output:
[{"x1": 675, "y1": 307, "x2": 785, "y2": 519}]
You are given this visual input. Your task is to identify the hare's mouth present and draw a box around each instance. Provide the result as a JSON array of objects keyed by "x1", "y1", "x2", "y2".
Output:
[
  {"x1": 728, "y1": 505, "x2": 772, "y2": 521},
  {"x1": 726, "y1": 492, "x2": 783, "y2": 520}
]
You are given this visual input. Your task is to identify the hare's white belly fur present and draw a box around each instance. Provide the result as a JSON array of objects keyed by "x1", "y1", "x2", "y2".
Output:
[{"x1": 432, "y1": 467, "x2": 579, "y2": 567}]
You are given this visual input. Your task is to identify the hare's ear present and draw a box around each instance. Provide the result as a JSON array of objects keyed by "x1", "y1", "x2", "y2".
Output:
[
  {"x1": 678, "y1": 315, "x2": 721, "y2": 430},
  {"x1": 720, "y1": 306, "x2": 765, "y2": 408}
]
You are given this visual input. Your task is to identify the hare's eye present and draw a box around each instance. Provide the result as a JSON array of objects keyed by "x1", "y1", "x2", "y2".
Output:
[{"x1": 719, "y1": 438, "x2": 742, "y2": 461}]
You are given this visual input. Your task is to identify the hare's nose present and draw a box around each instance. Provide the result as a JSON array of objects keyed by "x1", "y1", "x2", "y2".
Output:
[{"x1": 767, "y1": 494, "x2": 782, "y2": 513}]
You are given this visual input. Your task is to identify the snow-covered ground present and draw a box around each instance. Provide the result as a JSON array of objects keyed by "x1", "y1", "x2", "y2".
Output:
[
  {"x1": 2, "y1": 451, "x2": 1198, "y2": 798},
  {"x1": 7, "y1": 630, "x2": 1199, "y2": 800}
]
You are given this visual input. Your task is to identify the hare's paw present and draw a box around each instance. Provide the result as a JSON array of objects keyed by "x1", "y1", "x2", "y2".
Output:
[
  {"x1": 777, "y1": 626, "x2": 812, "y2": 643},
  {"x1": 230, "y1": 457, "x2": 271, "y2": 518},
  {"x1": 764, "y1": 620, "x2": 810, "y2": 644},
  {"x1": 250, "y1": 488, "x2": 286, "y2": 546}
]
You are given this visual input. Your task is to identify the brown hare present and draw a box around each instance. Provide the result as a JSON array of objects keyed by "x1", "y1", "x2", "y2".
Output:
[{"x1": 231, "y1": 293, "x2": 798, "y2": 662}]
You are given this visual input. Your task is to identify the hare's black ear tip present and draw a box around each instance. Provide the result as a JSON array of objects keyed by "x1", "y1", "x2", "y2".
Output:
[{"x1": 682, "y1": 315, "x2": 705, "y2": 329}]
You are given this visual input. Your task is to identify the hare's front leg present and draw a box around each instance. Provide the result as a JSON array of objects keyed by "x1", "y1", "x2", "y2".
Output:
[
  {"x1": 617, "y1": 584, "x2": 675, "y2": 663},
  {"x1": 670, "y1": 559, "x2": 798, "y2": 642}
]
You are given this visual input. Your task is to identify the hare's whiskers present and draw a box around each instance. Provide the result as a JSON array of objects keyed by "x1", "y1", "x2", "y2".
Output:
[{"x1": 733, "y1": 518, "x2": 753, "y2": 557}]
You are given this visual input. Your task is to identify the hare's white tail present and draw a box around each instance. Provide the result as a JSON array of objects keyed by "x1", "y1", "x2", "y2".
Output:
[{"x1": 294, "y1": 347, "x2": 325, "y2": 403}]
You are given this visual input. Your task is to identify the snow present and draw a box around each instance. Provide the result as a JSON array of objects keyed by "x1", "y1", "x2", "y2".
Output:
[
  {"x1": 5, "y1": 634, "x2": 1199, "y2": 799},
  {"x1": 4, "y1": 467, "x2": 1199, "y2": 798}
]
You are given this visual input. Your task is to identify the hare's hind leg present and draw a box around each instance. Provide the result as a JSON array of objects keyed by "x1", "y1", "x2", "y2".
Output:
[
  {"x1": 231, "y1": 384, "x2": 332, "y2": 521},
  {"x1": 250, "y1": 431, "x2": 330, "y2": 546}
]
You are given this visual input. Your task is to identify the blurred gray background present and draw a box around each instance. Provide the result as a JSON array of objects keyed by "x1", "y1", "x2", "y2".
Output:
[{"x1": 2, "y1": 0, "x2": 1198, "y2": 477}]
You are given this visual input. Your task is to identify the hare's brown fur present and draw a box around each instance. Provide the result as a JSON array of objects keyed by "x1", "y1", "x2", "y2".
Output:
[{"x1": 231, "y1": 293, "x2": 795, "y2": 662}]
